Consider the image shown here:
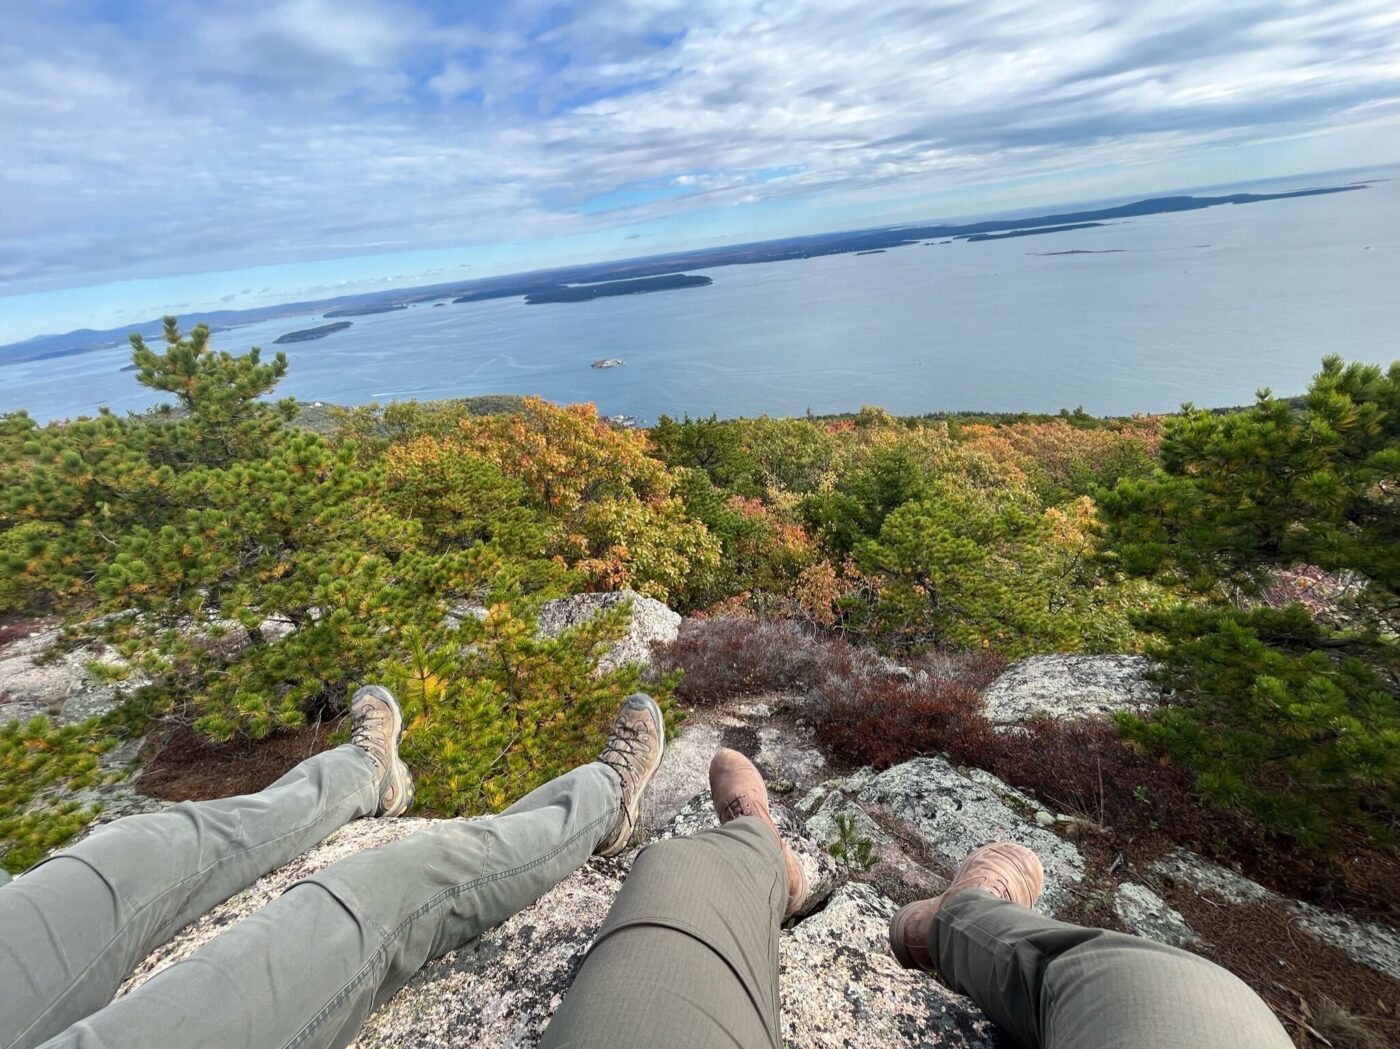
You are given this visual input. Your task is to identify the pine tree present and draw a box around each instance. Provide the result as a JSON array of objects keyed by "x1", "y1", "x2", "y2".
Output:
[{"x1": 1098, "y1": 357, "x2": 1400, "y2": 849}]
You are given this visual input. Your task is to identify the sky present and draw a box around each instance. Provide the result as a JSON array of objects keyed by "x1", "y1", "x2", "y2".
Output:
[{"x1": 3, "y1": 0, "x2": 1399, "y2": 344}]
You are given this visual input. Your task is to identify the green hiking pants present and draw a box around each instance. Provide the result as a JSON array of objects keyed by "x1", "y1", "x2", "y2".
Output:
[
  {"x1": 0, "y1": 747, "x2": 621, "y2": 1049},
  {"x1": 1, "y1": 744, "x2": 1292, "y2": 1049},
  {"x1": 540, "y1": 827, "x2": 1294, "y2": 1049}
]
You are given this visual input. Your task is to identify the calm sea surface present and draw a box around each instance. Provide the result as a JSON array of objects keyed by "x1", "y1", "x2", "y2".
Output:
[{"x1": 7, "y1": 171, "x2": 1400, "y2": 423}]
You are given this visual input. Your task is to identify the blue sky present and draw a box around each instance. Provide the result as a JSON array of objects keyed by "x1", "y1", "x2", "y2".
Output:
[{"x1": 3, "y1": 0, "x2": 1398, "y2": 343}]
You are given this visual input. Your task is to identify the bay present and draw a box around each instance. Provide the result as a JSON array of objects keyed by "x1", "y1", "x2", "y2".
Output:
[{"x1": 5, "y1": 168, "x2": 1398, "y2": 423}]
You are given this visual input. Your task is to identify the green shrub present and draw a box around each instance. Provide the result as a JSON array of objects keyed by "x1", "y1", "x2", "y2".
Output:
[
  {"x1": 0, "y1": 716, "x2": 116, "y2": 873},
  {"x1": 375, "y1": 599, "x2": 678, "y2": 815},
  {"x1": 1120, "y1": 605, "x2": 1400, "y2": 850},
  {"x1": 1099, "y1": 357, "x2": 1400, "y2": 851}
]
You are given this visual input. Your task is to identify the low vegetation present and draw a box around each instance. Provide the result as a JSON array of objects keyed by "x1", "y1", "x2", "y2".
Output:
[{"x1": 1, "y1": 321, "x2": 1396, "y2": 896}]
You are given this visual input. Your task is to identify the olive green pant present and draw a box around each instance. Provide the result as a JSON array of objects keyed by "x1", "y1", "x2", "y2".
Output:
[
  {"x1": 0, "y1": 747, "x2": 621, "y2": 1049},
  {"x1": 2, "y1": 745, "x2": 1292, "y2": 1049},
  {"x1": 542, "y1": 836, "x2": 1294, "y2": 1049}
]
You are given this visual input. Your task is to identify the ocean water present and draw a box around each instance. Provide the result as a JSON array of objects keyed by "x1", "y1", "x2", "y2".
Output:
[{"x1": 5, "y1": 171, "x2": 1399, "y2": 423}]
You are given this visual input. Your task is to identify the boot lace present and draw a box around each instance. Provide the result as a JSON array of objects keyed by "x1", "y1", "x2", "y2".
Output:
[
  {"x1": 600, "y1": 721, "x2": 649, "y2": 784},
  {"x1": 351, "y1": 703, "x2": 390, "y2": 772}
]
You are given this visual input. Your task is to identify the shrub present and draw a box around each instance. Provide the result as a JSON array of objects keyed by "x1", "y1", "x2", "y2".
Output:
[
  {"x1": 377, "y1": 599, "x2": 678, "y2": 814},
  {"x1": 653, "y1": 617, "x2": 883, "y2": 706},
  {"x1": 1097, "y1": 356, "x2": 1400, "y2": 852},
  {"x1": 1121, "y1": 605, "x2": 1400, "y2": 850},
  {"x1": 1, "y1": 716, "x2": 116, "y2": 873}
]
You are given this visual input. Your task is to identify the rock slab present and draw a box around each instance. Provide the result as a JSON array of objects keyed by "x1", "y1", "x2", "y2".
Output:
[
  {"x1": 855, "y1": 758, "x2": 1085, "y2": 916},
  {"x1": 535, "y1": 590, "x2": 682, "y2": 673},
  {"x1": 980, "y1": 654, "x2": 1162, "y2": 725}
]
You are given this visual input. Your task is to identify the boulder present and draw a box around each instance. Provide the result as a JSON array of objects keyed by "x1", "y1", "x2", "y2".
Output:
[
  {"x1": 980, "y1": 654, "x2": 1163, "y2": 725},
  {"x1": 535, "y1": 590, "x2": 681, "y2": 673},
  {"x1": 854, "y1": 758, "x2": 1085, "y2": 915}
]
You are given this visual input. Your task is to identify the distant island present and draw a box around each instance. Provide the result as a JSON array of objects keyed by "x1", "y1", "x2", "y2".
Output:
[
  {"x1": 323, "y1": 304, "x2": 408, "y2": 318},
  {"x1": 1033, "y1": 249, "x2": 1126, "y2": 256},
  {"x1": 524, "y1": 274, "x2": 712, "y2": 304},
  {"x1": 274, "y1": 321, "x2": 353, "y2": 344},
  {"x1": 966, "y1": 222, "x2": 1105, "y2": 242},
  {"x1": 855, "y1": 249, "x2": 886, "y2": 256},
  {"x1": 592, "y1": 358, "x2": 625, "y2": 369}
]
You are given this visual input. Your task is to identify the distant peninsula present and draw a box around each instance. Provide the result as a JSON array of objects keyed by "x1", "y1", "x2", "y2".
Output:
[
  {"x1": 524, "y1": 274, "x2": 713, "y2": 304},
  {"x1": 323, "y1": 304, "x2": 408, "y2": 318},
  {"x1": 274, "y1": 321, "x2": 353, "y2": 344},
  {"x1": 965, "y1": 222, "x2": 1105, "y2": 242}
]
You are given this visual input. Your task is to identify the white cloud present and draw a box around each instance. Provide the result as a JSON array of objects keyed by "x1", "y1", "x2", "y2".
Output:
[{"x1": 1, "y1": 0, "x2": 1397, "y2": 302}]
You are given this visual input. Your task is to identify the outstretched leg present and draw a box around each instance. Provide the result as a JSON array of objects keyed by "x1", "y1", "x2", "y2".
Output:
[
  {"x1": 541, "y1": 748, "x2": 806, "y2": 1049},
  {"x1": 33, "y1": 692, "x2": 665, "y2": 1049},
  {"x1": 891, "y1": 843, "x2": 1292, "y2": 1049},
  {"x1": 0, "y1": 683, "x2": 412, "y2": 1049}
]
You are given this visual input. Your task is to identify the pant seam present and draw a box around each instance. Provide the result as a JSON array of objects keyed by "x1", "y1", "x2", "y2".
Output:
[
  {"x1": 281, "y1": 806, "x2": 613, "y2": 1049},
  {"x1": 12, "y1": 769, "x2": 372, "y2": 1049}
]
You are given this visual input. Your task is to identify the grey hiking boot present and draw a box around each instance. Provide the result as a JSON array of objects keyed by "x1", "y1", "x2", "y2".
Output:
[
  {"x1": 596, "y1": 693, "x2": 666, "y2": 857},
  {"x1": 349, "y1": 685, "x2": 415, "y2": 817},
  {"x1": 889, "y1": 842, "x2": 1044, "y2": 971},
  {"x1": 709, "y1": 748, "x2": 809, "y2": 919}
]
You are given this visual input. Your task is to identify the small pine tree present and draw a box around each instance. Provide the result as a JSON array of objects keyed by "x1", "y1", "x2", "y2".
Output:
[{"x1": 1098, "y1": 357, "x2": 1400, "y2": 850}]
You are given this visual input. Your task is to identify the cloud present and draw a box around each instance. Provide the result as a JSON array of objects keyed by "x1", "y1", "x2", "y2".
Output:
[{"x1": 1, "y1": 0, "x2": 1397, "y2": 302}]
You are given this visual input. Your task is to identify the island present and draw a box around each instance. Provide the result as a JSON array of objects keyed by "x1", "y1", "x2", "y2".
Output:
[
  {"x1": 323, "y1": 304, "x2": 408, "y2": 318},
  {"x1": 274, "y1": 321, "x2": 353, "y2": 344},
  {"x1": 453, "y1": 283, "x2": 565, "y2": 304},
  {"x1": 524, "y1": 274, "x2": 712, "y2": 304},
  {"x1": 592, "y1": 358, "x2": 625, "y2": 369},
  {"x1": 855, "y1": 249, "x2": 886, "y2": 256},
  {"x1": 965, "y1": 222, "x2": 1105, "y2": 242},
  {"x1": 1033, "y1": 249, "x2": 1126, "y2": 256}
]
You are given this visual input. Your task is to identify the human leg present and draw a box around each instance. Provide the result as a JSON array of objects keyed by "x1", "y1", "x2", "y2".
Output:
[
  {"x1": 892, "y1": 844, "x2": 1292, "y2": 1049},
  {"x1": 1, "y1": 745, "x2": 379, "y2": 1049},
  {"x1": 33, "y1": 693, "x2": 664, "y2": 1049},
  {"x1": 539, "y1": 748, "x2": 806, "y2": 1049}
]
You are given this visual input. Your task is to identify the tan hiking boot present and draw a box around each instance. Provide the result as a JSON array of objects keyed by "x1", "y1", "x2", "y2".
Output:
[
  {"x1": 349, "y1": 685, "x2": 415, "y2": 817},
  {"x1": 708, "y1": 748, "x2": 809, "y2": 920},
  {"x1": 889, "y1": 842, "x2": 1044, "y2": 971},
  {"x1": 596, "y1": 693, "x2": 667, "y2": 857}
]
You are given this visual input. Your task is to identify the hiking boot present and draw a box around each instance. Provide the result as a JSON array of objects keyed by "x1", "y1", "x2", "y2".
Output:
[
  {"x1": 708, "y1": 748, "x2": 809, "y2": 920},
  {"x1": 889, "y1": 842, "x2": 1044, "y2": 971},
  {"x1": 349, "y1": 685, "x2": 414, "y2": 817},
  {"x1": 596, "y1": 693, "x2": 667, "y2": 857}
]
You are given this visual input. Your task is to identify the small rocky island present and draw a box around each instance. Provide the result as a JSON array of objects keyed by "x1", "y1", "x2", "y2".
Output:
[
  {"x1": 524, "y1": 274, "x2": 712, "y2": 304},
  {"x1": 273, "y1": 321, "x2": 352, "y2": 344},
  {"x1": 592, "y1": 358, "x2": 624, "y2": 369}
]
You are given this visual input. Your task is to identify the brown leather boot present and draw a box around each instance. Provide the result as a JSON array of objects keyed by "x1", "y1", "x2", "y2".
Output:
[
  {"x1": 708, "y1": 748, "x2": 809, "y2": 919},
  {"x1": 889, "y1": 842, "x2": 1044, "y2": 971}
]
